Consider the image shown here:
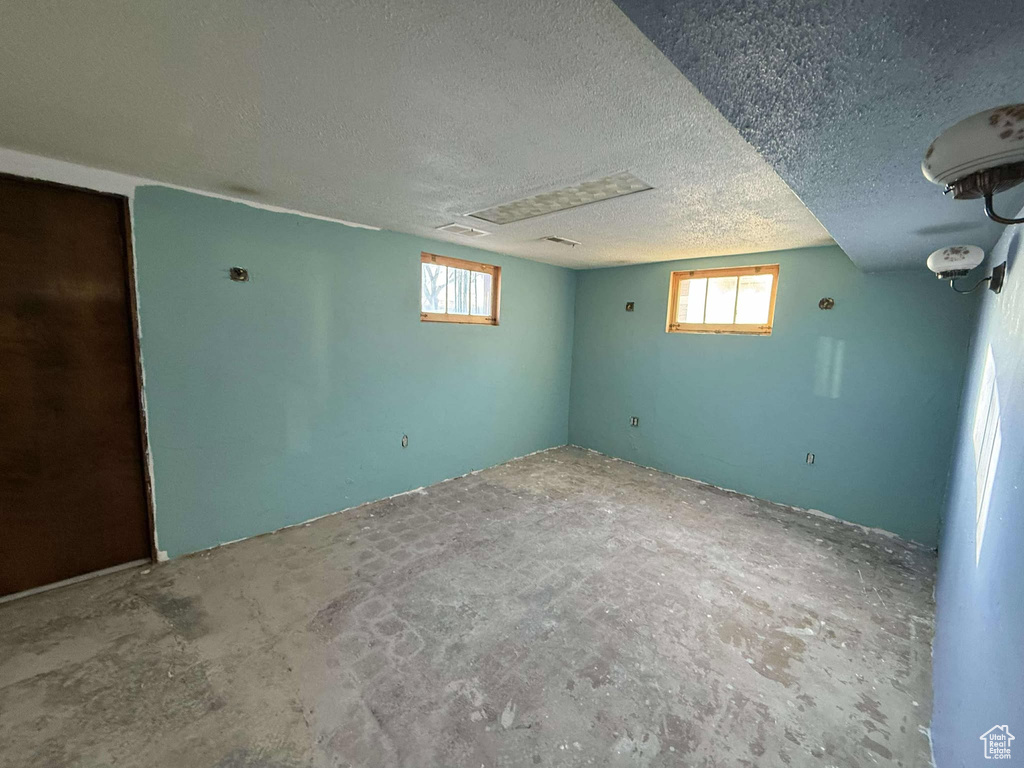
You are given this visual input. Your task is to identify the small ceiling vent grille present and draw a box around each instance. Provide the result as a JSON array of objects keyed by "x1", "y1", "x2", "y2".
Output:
[
  {"x1": 543, "y1": 236, "x2": 581, "y2": 247},
  {"x1": 470, "y1": 171, "x2": 653, "y2": 225},
  {"x1": 436, "y1": 223, "x2": 491, "y2": 238}
]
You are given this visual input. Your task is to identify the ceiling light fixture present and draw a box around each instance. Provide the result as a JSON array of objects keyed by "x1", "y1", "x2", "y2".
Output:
[
  {"x1": 470, "y1": 172, "x2": 652, "y2": 225},
  {"x1": 926, "y1": 245, "x2": 1005, "y2": 294},
  {"x1": 922, "y1": 104, "x2": 1024, "y2": 225}
]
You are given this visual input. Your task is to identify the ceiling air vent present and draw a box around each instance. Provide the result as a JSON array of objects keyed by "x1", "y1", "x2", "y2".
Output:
[
  {"x1": 469, "y1": 171, "x2": 653, "y2": 225},
  {"x1": 543, "y1": 236, "x2": 581, "y2": 248},
  {"x1": 436, "y1": 223, "x2": 491, "y2": 238}
]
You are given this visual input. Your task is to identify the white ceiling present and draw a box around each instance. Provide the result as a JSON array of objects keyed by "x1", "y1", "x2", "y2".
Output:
[{"x1": 0, "y1": 0, "x2": 833, "y2": 268}]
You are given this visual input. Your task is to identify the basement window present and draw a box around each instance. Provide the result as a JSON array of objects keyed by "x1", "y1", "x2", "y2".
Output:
[
  {"x1": 421, "y1": 252, "x2": 501, "y2": 325},
  {"x1": 667, "y1": 264, "x2": 779, "y2": 335}
]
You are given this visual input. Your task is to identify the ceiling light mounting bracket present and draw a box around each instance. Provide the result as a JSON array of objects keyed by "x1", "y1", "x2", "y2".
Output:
[
  {"x1": 942, "y1": 160, "x2": 1024, "y2": 224},
  {"x1": 949, "y1": 261, "x2": 1006, "y2": 294},
  {"x1": 984, "y1": 192, "x2": 1024, "y2": 225}
]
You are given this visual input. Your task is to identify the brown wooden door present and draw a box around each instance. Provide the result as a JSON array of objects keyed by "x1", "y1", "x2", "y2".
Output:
[{"x1": 0, "y1": 175, "x2": 151, "y2": 596}]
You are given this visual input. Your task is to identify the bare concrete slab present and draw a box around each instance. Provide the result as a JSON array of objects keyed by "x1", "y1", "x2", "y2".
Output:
[{"x1": 0, "y1": 446, "x2": 935, "y2": 767}]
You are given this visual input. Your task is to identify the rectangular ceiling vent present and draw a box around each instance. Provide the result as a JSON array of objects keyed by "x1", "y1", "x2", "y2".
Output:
[
  {"x1": 436, "y1": 222, "x2": 491, "y2": 238},
  {"x1": 469, "y1": 171, "x2": 653, "y2": 225},
  {"x1": 543, "y1": 236, "x2": 581, "y2": 248}
]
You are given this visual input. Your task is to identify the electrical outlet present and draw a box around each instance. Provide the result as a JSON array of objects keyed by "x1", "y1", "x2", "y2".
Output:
[
  {"x1": 630, "y1": 416, "x2": 639, "y2": 427},
  {"x1": 806, "y1": 453, "x2": 814, "y2": 464}
]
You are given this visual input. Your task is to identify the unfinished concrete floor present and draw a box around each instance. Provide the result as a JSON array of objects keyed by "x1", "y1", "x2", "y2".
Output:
[{"x1": 0, "y1": 447, "x2": 935, "y2": 768}]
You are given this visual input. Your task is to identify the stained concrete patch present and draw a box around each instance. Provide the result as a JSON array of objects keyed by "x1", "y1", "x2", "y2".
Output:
[
  {"x1": 145, "y1": 592, "x2": 210, "y2": 640},
  {"x1": 0, "y1": 447, "x2": 935, "y2": 766}
]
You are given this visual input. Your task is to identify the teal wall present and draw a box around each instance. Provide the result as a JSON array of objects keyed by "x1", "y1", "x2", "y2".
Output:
[
  {"x1": 932, "y1": 218, "x2": 1023, "y2": 764},
  {"x1": 568, "y1": 246, "x2": 977, "y2": 545},
  {"x1": 134, "y1": 192, "x2": 972, "y2": 556},
  {"x1": 133, "y1": 186, "x2": 575, "y2": 557}
]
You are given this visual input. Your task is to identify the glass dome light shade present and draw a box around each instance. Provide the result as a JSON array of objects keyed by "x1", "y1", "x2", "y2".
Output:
[
  {"x1": 922, "y1": 104, "x2": 1024, "y2": 187},
  {"x1": 926, "y1": 245, "x2": 985, "y2": 277}
]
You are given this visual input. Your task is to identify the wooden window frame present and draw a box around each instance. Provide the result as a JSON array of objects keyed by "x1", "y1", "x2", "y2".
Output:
[
  {"x1": 420, "y1": 252, "x2": 501, "y2": 326},
  {"x1": 666, "y1": 263, "x2": 779, "y2": 336}
]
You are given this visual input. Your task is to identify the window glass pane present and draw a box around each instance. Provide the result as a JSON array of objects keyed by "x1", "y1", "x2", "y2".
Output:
[
  {"x1": 735, "y1": 274, "x2": 773, "y2": 324},
  {"x1": 677, "y1": 278, "x2": 707, "y2": 323},
  {"x1": 704, "y1": 276, "x2": 738, "y2": 324},
  {"x1": 470, "y1": 271, "x2": 492, "y2": 316},
  {"x1": 446, "y1": 266, "x2": 470, "y2": 315},
  {"x1": 421, "y1": 262, "x2": 446, "y2": 313}
]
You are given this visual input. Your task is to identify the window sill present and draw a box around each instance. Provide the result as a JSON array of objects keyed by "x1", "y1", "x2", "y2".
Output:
[
  {"x1": 421, "y1": 313, "x2": 499, "y2": 326},
  {"x1": 666, "y1": 324, "x2": 772, "y2": 336}
]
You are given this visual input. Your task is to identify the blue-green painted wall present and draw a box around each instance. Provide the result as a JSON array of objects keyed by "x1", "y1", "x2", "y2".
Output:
[
  {"x1": 134, "y1": 186, "x2": 575, "y2": 558},
  {"x1": 135, "y1": 193, "x2": 971, "y2": 555},
  {"x1": 932, "y1": 218, "x2": 1023, "y2": 765},
  {"x1": 568, "y1": 246, "x2": 977, "y2": 545}
]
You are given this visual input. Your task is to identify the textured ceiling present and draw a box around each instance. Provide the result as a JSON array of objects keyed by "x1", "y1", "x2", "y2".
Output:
[
  {"x1": 613, "y1": 0, "x2": 1024, "y2": 271},
  {"x1": 0, "y1": 0, "x2": 832, "y2": 268}
]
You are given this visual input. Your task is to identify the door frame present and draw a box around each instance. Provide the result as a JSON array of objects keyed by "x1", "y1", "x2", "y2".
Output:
[
  {"x1": 117, "y1": 194, "x2": 159, "y2": 562},
  {"x1": 0, "y1": 172, "x2": 158, "y2": 565}
]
